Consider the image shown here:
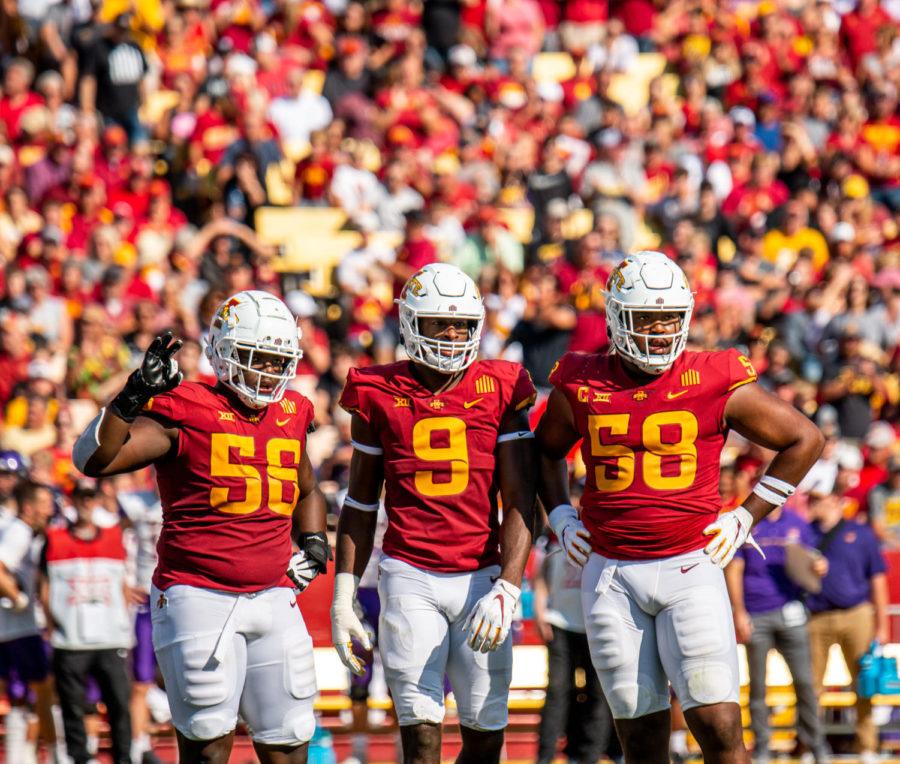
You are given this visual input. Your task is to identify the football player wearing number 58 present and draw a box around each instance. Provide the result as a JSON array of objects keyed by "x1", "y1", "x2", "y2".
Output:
[
  {"x1": 73, "y1": 291, "x2": 329, "y2": 764},
  {"x1": 536, "y1": 251, "x2": 825, "y2": 764},
  {"x1": 334, "y1": 262, "x2": 537, "y2": 764}
]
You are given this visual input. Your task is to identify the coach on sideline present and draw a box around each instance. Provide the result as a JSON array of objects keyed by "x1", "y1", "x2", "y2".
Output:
[{"x1": 806, "y1": 485, "x2": 888, "y2": 764}]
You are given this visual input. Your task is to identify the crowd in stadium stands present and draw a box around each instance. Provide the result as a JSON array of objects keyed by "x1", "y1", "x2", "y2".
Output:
[{"x1": 0, "y1": 0, "x2": 899, "y2": 760}]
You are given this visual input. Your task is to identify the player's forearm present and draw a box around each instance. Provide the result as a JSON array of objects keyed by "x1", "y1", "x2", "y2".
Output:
[
  {"x1": 741, "y1": 426, "x2": 825, "y2": 524},
  {"x1": 537, "y1": 453, "x2": 572, "y2": 522},
  {"x1": 76, "y1": 409, "x2": 132, "y2": 476},
  {"x1": 0, "y1": 564, "x2": 22, "y2": 601},
  {"x1": 723, "y1": 560, "x2": 745, "y2": 613},
  {"x1": 293, "y1": 486, "x2": 328, "y2": 538},
  {"x1": 498, "y1": 504, "x2": 534, "y2": 588},
  {"x1": 335, "y1": 507, "x2": 378, "y2": 579},
  {"x1": 872, "y1": 573, "x2": 889, "y2": 632},
  {"x1": 497, "y1": 436, "x2": 537, "y2": 587}
]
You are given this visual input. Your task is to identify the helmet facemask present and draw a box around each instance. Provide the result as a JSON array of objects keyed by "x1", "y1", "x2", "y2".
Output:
[
  {"x1": 211, "y1": 337, "x2": 301, "y2": 408},
  {"x1": 399, "y1": 306, "x2": 483, "y2": 374},
  {"x1": 607, "y1": 299, "x2": 693, "y2": 375}
]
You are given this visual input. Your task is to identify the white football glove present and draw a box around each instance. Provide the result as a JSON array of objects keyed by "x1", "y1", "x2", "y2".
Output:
[
  {"x1": 331, "y1": 573, "x2": 371, "y2": 676},
  {"x1": 286, "y1": 551, "x2": 319, "y2": 593},
  {"x1": 463, "y1": 579, "x2": 520, "y2": 653},
  {"x1": 702, "y1": 506, "x2": 765, "y2": 569},
  {"x1": 548, "y1": 504, "x2": 592, "y2": 568}
]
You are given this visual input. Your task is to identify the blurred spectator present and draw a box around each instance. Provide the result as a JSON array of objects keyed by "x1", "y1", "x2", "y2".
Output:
[
  {"x1": 0, "y1": 481, "x2": 57, "y2": 764},
  {"x1": 40, "y1": 479, "x2": 133, "y2": 764},
  {"x1": 533, "y1": 533, "x2": 618, "y2": 764},
  {"x1": 762, "y1": 199, "x2": 829, "y2": 274},
  {"x1": 806, "y1": 487, "x2": 889, "y2": 764},
  {"x1": 116, "y1": 483, "x2": 164, "y2": 764},
  {"x1": 506, "y1": 272, "x2": 575, "y2": 391},
  {"x1": 820, "y1": 324, "x2": 891, "y2": 441},
  {"x1": 870, "y1": 455, "x2": 900, "y2": 548},
  {"x1": 79, "y1": 15, "x2": 148, "y2": 142},
  {"x1": 725, "y1": 505, "x2": 829, "y2": 764},
  {"x1": 453, "y1": 206, "x2": 524, "y2": 278},
  {"x1": 268, "y1": 68, "x2": 333, "y2": 146}
]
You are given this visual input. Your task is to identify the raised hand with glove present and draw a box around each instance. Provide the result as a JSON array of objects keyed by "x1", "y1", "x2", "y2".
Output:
[
  {"x1": 463, "y1": 579, "x2": 521, "y2": 653},
  {"x1": 109, "y1": 332, "x2": 184, "y2": 422},
  {"x1": 547, "y1": 504, "x2": 592, "y2": 568},
  {"x1": 703, "y1": 506, "x2": 765, "y2": 569},
  {"x1": 287, "y1": 531, "x2": 332, "y2": 593},
  {"x1": 331, "y1": 572, "x2": 372, "y2": 676}
]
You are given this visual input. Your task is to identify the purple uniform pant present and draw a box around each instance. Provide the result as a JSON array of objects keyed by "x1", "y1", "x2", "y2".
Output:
[
  {"x1": 132, "y1": 605, "x2": 156, "y2": 683},
  {"x1": 0, "y1": 634, "x2": 48, "y2": 701}
]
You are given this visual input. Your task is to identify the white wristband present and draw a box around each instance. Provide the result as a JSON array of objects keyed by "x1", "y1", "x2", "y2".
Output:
[
  {"x1": 73, "y1": 408, "x2": 105, "y2": 473},
  {"x1": 751, "y1": 475, "x2": 797, "y2": 507},
  {"x1": 333, "y1": 572, "x2": 360, "y2": 607},
  {"x1": 760, "y1": 475, "x2": 796, "y2": 496},
  {"x1": 344, "y1": 496, "x2": 380, "y2": 512},
  {"x1": 351, "y1": 440, "x2": 383, "y2": 456}
]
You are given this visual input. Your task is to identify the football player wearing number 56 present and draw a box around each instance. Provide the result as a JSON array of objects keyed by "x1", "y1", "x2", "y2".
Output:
[
  {"x1": 334, "y1": 262, "x2": 537, "y2": 764},
  {"x1": 73, "y1": 291, "x2": 329, "y2": 764},
  {"x1": 536, "y1": 251, "x2": 825, "y2": 764}
]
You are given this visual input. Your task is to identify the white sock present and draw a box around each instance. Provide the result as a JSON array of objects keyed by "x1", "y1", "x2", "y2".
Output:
[
  {"x1": 86, "y1": 734, "x2": 98, "y2": 755},
  {"x1": 131, "y1": 733, "x2": 151, "y2": 763},
  {"x1": 6, "y1": 706, "x2": 30, "y2": 763},
  {"x1": 670, "y1": 729, "x2": 688, "y2": 755},
  {"x1": 51, "y1": 704, "x2": 69, "y2": 758}
]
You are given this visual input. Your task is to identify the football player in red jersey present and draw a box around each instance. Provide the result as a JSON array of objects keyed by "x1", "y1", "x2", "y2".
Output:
[
  {"x1": 333, "y1": 262, "x2": 537, "y2": 764},
  {"x1": 72, "y1": 290, "x2": 328, "y2": 764},
  {"x1": 536, "y1": 251, "x2": 825, "y2": 764}
]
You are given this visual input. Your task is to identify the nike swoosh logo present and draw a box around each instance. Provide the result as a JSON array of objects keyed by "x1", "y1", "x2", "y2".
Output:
[
  {"x1": 667, "y1": 390, "x2": 689, "y2": 399},
  {"x1": 276, "y1": 417, "x2": 291, "y2": 426},
  {"x1": 680, "y1": 563, "x2": 699, "y2": 574},
  {"x1": 290, "y1": 599, "x2": 297, "y2": 608},
  {"x1": 464, "y1": 398, "x2": 483, "y2": 409}
]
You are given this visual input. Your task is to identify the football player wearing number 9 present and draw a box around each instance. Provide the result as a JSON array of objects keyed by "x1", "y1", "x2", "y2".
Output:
[
  {"x1": 536, "y1": 251, "x2": 825, "y2": 764},
  {"x1": 335, "y1": 262, "x2": 538, "y2": 764},
  {"x1": 72, "y1": 291, "x2": 329, "y2": 764}
]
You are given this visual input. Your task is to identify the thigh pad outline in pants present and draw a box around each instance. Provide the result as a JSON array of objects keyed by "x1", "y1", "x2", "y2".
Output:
[
  {"x1": 581, "y1": 555, "x2": 670, "y2": 720},
  {"x1": 239, "y1": 588, "x2": 317, "y2": 746},
  {"x1": 446, "y1": 568, "x2": 513, "y2": 732},
  {"x1": 378, "y1": 560, "x2": 450, "y2": 726},
  {"x1": 655, "y1": 556, "x2": 740, "y2": 711},
  {"x1": 150, "y1": 585, "x2": 244, "y2": 742}
]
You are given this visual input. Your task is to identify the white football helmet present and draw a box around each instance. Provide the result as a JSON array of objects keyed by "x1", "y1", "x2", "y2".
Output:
[
  {"x1": 397, "y1": 263, "x2": 484, "y2": 374},
  {"x1": 605, "y1": 251, "x2": 694, "y2": 375},
  {"x1": 206, "y1": 290, "x2": 303, "y2": 408}
]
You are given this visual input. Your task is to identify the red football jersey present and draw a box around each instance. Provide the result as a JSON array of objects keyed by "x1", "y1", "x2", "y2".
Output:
[
  {"x1": 143, "y1": 382, "x2": 315, "y2": 592},
  {"x1": 339, "y1": 360, "x2": 537, "y2": 573},
  {"x1": 549, "y1": 349, "x2": 758, "y2": 560}
]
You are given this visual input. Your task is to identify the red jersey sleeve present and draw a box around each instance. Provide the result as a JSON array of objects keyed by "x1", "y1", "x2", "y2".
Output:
[
  {"x1": 141, "y1": 387, "x2": 188, "y2": 424},
  {"x1": 507, "y1": 365, "x2": 537, "y2": 416},
  {"x1": 548, "y1": 351, "x2": 590, "y2": 399},
  {"x1": 338, "y1": 368, "x2": 371, "y2": 424},
  {"x1": 548, "y1": 353, "x2": 570, "y2": 390},
  {"x1": 712, "y1": 348, "x2": 759, "y2": 425}
]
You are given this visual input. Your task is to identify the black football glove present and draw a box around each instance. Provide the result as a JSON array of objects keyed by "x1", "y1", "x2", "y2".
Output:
[
  {"x1": 109, "y1": 332, "x2": 184, "y2": 423},
  {"x1": 287, "y1": 531, "x2": 333, "y2": 592}
]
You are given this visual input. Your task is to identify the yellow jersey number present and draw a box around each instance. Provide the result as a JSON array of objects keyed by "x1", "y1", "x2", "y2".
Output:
[
  {"x1": 209, "y1": 433, "x2": 302, "y2": 516},
  {"x1": 588, "y1": 410, "x2": 698, "y2": 492},
  {"x1": 412, "y1": 416, "x2": 469, "y2": 497}
]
